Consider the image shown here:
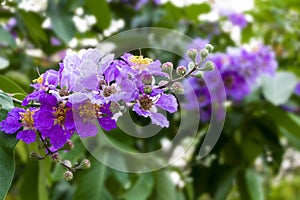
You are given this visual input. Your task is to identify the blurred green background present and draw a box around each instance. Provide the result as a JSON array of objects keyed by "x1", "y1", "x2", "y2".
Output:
[{"x1": 1, "y1": 0, "x2": 300, "y2": 199}]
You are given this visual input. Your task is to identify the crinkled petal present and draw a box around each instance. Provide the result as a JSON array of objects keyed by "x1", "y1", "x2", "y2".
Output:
[
  {"x1": 17, "y1": 130, "x2": 36, "y2": 144},
  {"x1": 149, "y1": 112, "x2": 169, "y2": 128},
  {"x1": 132, "y1": 103, "x2": 151, "y2": 117},
  {"x1": 98, "y1": 117, "x2": 117, "y2": 131},
  {"x1": 155, "y1": 94, "x2": 178, "y2": 113}
]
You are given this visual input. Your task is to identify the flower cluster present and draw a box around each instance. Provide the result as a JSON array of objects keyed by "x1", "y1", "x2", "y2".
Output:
[
  {"x1": 0, "y1": 48, "x2": 182, "y2": 151},
  {"x1": 183, "y1": 40, "x2": 278, "y2": 121}
]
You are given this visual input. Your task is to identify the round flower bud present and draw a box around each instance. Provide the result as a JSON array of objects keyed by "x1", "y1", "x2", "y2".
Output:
[
  {"x1": 205, "y1": 44, "x2": 214, "y2": 52},
  {"x1": 79, "y1": 159, "x2": 91, "y2": 169},
  {"x1": 51, "y1": 153, "x2": 61, "y2": 162},
  {"x1": 143, "y1": 85, "x2": 152, "y2": 94},
  {"x1": 200, "y1": 49, "x2": 209, "y2": 59},
  {"x1": 141, "y1": 74, "x2": 153, "y2": 85},
  {"x1": 193, "y1": 71, "x2": 204, "y2": 79},
  {"x1": 62, "y1": 140, "x2": 74, "y2": 150},
  {"x1": 203, "y1": 61, "x2": 215, "y2": 71},
  {"x1": 171, "y1": 82, "x2": 184, "y2": 94},
  {"x1": 187, "y1": 48, "x2": 197, "y2": 61},
  {"x1": 162, "y1": 62, "x2": 173, "y2": 72},
  {"x1": 29, "y1": 151, "x2": 42, "y2": 160},
  {"x1": 176, "y1": 66, "x2": 187, "y2": 77},
  {"x1": 63, "y1": 171, "x2": 73, "y2": 181}
]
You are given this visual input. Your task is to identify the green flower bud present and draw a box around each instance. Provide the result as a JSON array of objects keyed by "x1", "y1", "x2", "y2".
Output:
[
  {"x1": 51, "y1": 153, "x2": 61, "y2": 162},
  {"x1": 162, "y1": 62, "x2": 173, "y2": 72},
  {"x1": 143, "y1": 85, "x2": 152, "y2": 94},
  {"x1": 187, "y1": 48, "x2": 197, "y2": 61},
  {"x1": 171, "y1": 82, "x2": 184, "y2": 94},
  {"x1": 63, "y1": 171, "x2": 73, "y2": 181},
  {"x1": 203, "y1": 61, "x2": 215, "y2": 71},
  {"x1": 200, "y1": 49, "x2": 209, "y2": 59},
  {"x1": 61, "y1": 140, "x2": 74, "y2": 150},
  {"x1": 29, "y1": 151, "x2": 43, "y2": 160},
  {"x1": 193, "y1": 71, "x2": 204, "y2": 78},
  {"x1": 205, "y1": 44, "x2": 214, "y2": 53},
  {"x1": 176, "y1": 66, "x2": 187, "y2": 77},
  {"x1": 78, "y1": 159, "x2": 91, "y2": 169}
]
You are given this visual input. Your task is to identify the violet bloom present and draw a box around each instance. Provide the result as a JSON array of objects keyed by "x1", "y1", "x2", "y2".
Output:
[
  {"x1": 132, "y1": 91, "x2": 178, "y2": 128},
  {"x1": 73, "y1": 99, "x2": 117, "y2": 138},
  {"x1": 228, "y1": 13, "x2": 247, "y2": 29},
  {"x1": 34, "y1": 94, "x2": 75, "y2": 149},
  {"x1": 0, "y1": 108, "x2": 37, "y2": 144},
  {"x1": 222, "y1": 70, "x2": 250, "y2": 101}
]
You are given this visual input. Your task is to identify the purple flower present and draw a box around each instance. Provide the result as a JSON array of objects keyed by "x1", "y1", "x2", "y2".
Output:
[
  {"x1": 132, "y1": 92, "x2": 178, "y2": 128},
  {"x1": 221, "y1": 70, "x2": 250, "y2": 101},
  {"x1": 0, "y1": 108, "x2": 37, "y2": 144},
  {"x1": 34, "y1": 94, "x2": 75, "y2": 149},
  {"x1": 228, "y1": 13, "x2": 248, "y2": 29},
  {"x1": 73, "y1": 100, "x2": 117, "y2": 137}
]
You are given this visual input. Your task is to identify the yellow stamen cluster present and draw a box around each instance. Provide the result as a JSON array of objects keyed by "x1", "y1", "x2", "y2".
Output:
[
  {"x1": 79, "y1": 101, "x2": 104, "y2": 122},
  {"x1": 20, "y1": 109, "x2": 35, "y2": 128},
  {"x1": 129, "y1": 55, "x2": 153, "y2": 70},
  {"x1": 32, "y1": 75, "x2": 43, "y2": 84},
  {"x1": 139, "y1": 95, "x2": 153, "y2": 110},
  {"x1": 54, "y1": 105, "x2": 68, "y2": 125}
]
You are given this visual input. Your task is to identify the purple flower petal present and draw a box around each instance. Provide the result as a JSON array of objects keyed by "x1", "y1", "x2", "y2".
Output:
[
  {"x1": 17, "y1": 130, "x2": 36, "y2": 144},
  {"x1": 149, "y1": 112, "x2": 169, "y2": 128},
  {"x1": 155, "y1": 94, "x2": 178, "y2": 113}
]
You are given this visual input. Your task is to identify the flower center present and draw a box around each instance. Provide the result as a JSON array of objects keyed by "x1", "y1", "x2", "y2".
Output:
[
  {"x1": 103, "y1": 86, "x2": 117, "y2": 97},
  {"x1": 32, "y1": 75, "x2": 43, "y2": 84},
  {"x1": 139, "y1": 95, "x2": 153, "y2": 110},
  {"x1": 129, "y1": 55, "x2": 153, "y2": 70},
  {"x1": 20, "y1": 109, "x2": 35, "y2": 128},
  {"x1": 79, "y1": 101, "x2": 104, "y2": 121},
  {"x1": 54, "y1": 105, "x2": 68, "y2": 125}
]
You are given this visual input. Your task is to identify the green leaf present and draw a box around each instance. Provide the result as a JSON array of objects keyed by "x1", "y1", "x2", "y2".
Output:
[
  {"x1": 214, "y1": 168, "x2": 239, "y2": 200},
  {"x1": 184, "y1": 3, "x2": 211, "y2": 22},
  {"x1": 19, "y1": 161, "x2": 39, "y2": 200},
  {"x1": 17, "y1": 10, "x2": 48, "y2": 46},
  {"x1": 0, "y1": 75, "x2": 27, "y2": 95},
  {"x1": 262, "y1": 72, "x2": 297, "y2": 105},
  {"x1": 73, "y1": 157, "x2": 108, "y2": 200},
  {"x1": 47, "y1": 1, "x2": 76, "y2": 44},
  {"x1": 154, "y1": 170, "x2": 176, "y2": 200},
  {"x1": 38, "y1": 158, "x2": 51, "y2": 200},
  {"x1": 122, "y1": 173, "x2": 154, "y2": 200},
  {"x1": 0, "y1": 26, "x2": 17, "y2": 49},
  {"x1": 0, "y1": 110, "x2": 18, "y2": 200},
  {"x1": 85, "y1": 0, "x2": 111, "y2": 30},
  {"x1": 265, "y1": 104, "x2": 300, "y2": 150},
  {"x1": 245, "y1": 168, "x2": 265, "y2": 200},
  {"x1": 0, "y1": 91, "x2": 14, "y2": 111}
]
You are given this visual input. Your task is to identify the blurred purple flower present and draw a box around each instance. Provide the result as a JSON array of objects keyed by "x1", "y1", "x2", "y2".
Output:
[{"x1": 228, "y1": 13, "x2": 248, "y2": 29}]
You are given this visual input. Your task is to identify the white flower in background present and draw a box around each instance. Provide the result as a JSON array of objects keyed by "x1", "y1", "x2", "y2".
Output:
[{"x1": 18, "y1": 0, "x2": 47, "y2": 12}]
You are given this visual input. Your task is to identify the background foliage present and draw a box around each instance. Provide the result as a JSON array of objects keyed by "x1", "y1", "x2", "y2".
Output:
[{"x1": 1, "y1": 0, "x2": 300, "y2": 199}]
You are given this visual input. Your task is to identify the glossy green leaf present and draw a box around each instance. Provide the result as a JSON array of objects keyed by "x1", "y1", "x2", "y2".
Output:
[
  {"x1": 0, "y1": 110, "x2": 18, "y2": 200},
  {"x1": 85, "y1": 0, "x2": 111, "y2": 30},
  {"x1": 47, "y1": 1, "x2": 76, "y2": 44},
  {"x1": 122, "y1": 173, "x2": 154, "y2": 200},
  {"x1": 154, "y1": 170, "x2": 176, "y2": 200},
  {"x1": 0, "y1": 91, "x2": 14, "y2": 111},
  {"x1": 0, "y1": 75, "x2": 27, "y2": 95},
  {"x1": 73, "y1": 157, "x2": 108, "y2": 200},
  {"x1": 262, "y1": 72, "x2": 297, "y2": 105},
  {"x1": 0, "y1": 26, "x2": 17, "y2": 49},
  {"x1": 214, "y1": 168, "x2": 239, "y2": 200},
  {"x1": 18, "y1": 10, "x2": 48, "y2": 46},
  {"x1": 245, "y1": 168, "x2": 265, "y2": 200}
]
